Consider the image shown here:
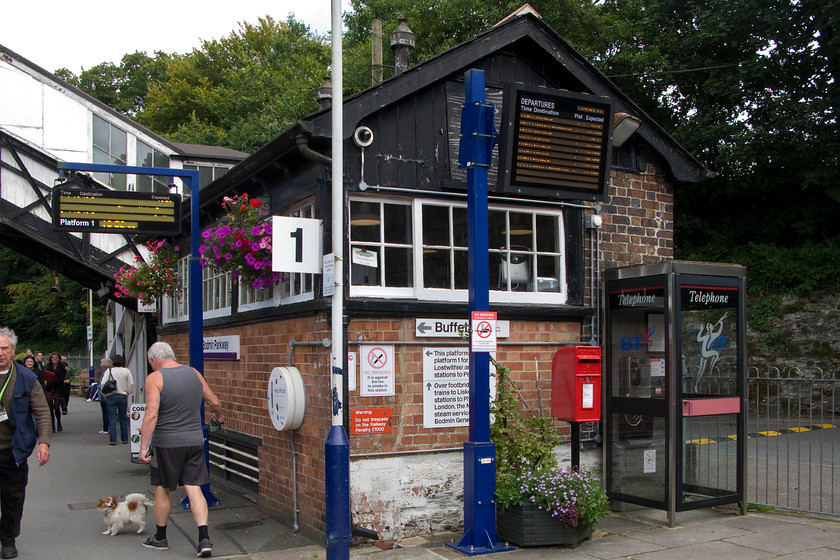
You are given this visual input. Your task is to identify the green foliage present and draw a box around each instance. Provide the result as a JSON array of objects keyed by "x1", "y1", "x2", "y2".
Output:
[
  {"x1": 140, "y1": 16, "x2": 330, "y2": 153},
  {"x1": 56, "y1": 51, "x2": 172, "y2": 117},
  {"x1": 490, "y1": 359, "x2": 607, "y2": 528},
  {"x1": 342, "y1": 0, "x2": 602, "y2": 94},
  {"x1": 489, "y1": 360, "x2": 562, "y2": 506},
  {"x1": 0, "y1": 248, "x2": 107, "y2": 355}
]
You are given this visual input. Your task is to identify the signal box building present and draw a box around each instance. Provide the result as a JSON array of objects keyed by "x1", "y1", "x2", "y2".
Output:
[{"x1": 148, "y1": 12, "x2": 712, "y2": 542}]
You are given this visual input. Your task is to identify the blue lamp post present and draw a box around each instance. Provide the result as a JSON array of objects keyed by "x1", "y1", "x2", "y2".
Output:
[{"x1": 446, "y1": 70, "x2": 514, "y2": 555}]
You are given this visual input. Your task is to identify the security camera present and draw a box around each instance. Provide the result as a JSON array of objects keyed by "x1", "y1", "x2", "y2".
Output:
[{"x1": 353, "y1": 126, "x2": 374, "y2": 148}]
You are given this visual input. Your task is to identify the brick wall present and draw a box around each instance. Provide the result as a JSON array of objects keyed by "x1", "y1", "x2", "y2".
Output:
[{"x1": 600, "y1": 158, "x2": 675, "y2": 267}]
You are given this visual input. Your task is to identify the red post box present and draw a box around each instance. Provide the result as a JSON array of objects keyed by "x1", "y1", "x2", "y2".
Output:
[{"x1": 551, "y1": 346, "x2": 602, "y2": 422}]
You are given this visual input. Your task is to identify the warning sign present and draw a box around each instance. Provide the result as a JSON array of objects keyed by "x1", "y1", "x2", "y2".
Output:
[
  {"x1": 471, "y1": 311, "x2": 497, "y2": 352},
  {"x1": 360, "y1": 344, "x2": 395, "y2": 396},
  {"x1": 422, "y1": 348, "x2": 495, "y2": 428},
  {"x1": 351, "y1": 408, "x2": 392, "y2": 434}
]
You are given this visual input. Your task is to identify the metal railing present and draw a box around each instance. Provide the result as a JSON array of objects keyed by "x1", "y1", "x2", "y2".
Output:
[{"x1": 747, "y1": 365, "x2": 840, "y2": 516}]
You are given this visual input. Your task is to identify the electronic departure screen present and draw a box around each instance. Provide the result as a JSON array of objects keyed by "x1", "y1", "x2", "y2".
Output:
[
  {"x1": 497, "y1": 84, "x2": 614, "y2": 201},
  {"x1": 52, "y1": 187, "x2": 182, "y2": 235}
]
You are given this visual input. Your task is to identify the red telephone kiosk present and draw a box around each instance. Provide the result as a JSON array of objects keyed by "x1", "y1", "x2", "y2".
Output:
[{"x1": 551, "y1": 346, "x2": 602, "y2": 469}]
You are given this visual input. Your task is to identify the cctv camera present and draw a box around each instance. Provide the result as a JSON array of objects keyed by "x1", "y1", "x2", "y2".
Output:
[{"x1": 353, "y1": 126, "x2": 374, "y2": 148}]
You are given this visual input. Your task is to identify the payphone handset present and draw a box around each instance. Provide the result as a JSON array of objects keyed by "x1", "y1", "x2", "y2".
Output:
[{"x1": 620, "y1": 356, "x2": 664, "y2": 399}]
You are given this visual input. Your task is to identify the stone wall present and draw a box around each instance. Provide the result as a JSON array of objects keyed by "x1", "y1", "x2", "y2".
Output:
[{"x1": 748, "y1": 293, "x2": 840, "y2": 373}]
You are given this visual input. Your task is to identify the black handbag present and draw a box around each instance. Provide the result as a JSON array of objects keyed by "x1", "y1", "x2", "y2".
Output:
[{"x1": 101, "y1": 369, "x2": 118, "y2": 395}]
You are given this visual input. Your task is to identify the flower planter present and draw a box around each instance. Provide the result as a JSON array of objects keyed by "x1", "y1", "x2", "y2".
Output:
[{"x1": 496, "y1": 502, "x2": 593, "y2": 547}]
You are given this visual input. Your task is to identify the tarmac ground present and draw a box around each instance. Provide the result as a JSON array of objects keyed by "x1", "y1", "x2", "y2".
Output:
[{"x1": 14, "y1": 395, "x2": 840, "y2": 559}]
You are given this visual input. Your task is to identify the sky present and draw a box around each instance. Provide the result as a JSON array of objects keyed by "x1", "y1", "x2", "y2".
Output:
[{"x1": 2, "y1": 1, "x2": 353, "y2": 75}]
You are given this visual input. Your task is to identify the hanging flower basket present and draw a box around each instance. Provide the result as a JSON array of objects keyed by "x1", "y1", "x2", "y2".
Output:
[
  {"x1": 199, "y1": 193, "x2": 282, "y2": 290},
  {"x1": 113, "y1": 239, "x2": 181, "y2": 305}
]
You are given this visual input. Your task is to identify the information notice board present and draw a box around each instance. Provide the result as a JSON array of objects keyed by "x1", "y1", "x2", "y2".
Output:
[{"x1": 497, "y1": 84, "x2": 614, "y2": 201}]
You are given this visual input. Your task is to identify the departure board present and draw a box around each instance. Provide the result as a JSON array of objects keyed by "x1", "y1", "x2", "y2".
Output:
[
  {"x1": 52, "y1": 187, "x2": 182, "y2": 235},
  {"x1": 497, "y1": 84, "x2": 614, "y2": 201}
]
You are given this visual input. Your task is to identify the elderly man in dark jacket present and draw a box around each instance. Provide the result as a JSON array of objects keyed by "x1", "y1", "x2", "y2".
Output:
[{"x1": 0, "y1": 327, "x2": 51, "y2": 559}]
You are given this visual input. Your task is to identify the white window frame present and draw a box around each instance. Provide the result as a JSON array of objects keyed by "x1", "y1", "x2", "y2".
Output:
[
  {"x1": 349, "y1": 197, "x2": 568, "y2": 304},
  {"x1": 162, "y1": 257, "x2": 189, "y2": 323},
  {"x1": 349, "y1": 198, "x2": 415, "y2": 298},
  {"x1": 202, "y1": 266, "x2": 232, "y2": 319}
]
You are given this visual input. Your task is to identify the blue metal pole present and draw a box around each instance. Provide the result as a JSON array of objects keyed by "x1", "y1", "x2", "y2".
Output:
[
  {"x1": 57, "y1": 163, "x2": 216, "y2": 506},
  {"x1": 447, "y1": 70, "x2": 513, "y2": 556},
  {"x1": 185, "y1": 171, "x2": 218, "y2": 507}
]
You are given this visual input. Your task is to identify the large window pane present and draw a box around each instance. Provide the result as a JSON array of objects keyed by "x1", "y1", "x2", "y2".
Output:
[
  {"x1": 384, "y1": 204, "x2": 411, "y2": 244},
  {"x1": 423, "y1": 205, "x2": 449, "y2": 246},
  {"x1": 93, "y1": 116, "x2": 109, "y2": 151},
  {"x1": 385, "y1": 247, "x2": 412, "y2": 287}
]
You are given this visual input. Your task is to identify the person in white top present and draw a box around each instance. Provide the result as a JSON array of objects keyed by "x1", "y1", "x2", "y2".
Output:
[{"x1": 101, "y1": 354, "x2": 134, "y2": 445}]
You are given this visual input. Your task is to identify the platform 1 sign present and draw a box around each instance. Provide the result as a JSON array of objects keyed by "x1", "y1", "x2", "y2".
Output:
[
  {"x1": 53, "y1": 187, "x2": 181, "y2": 234},
  {"x1": 422, "y1": 348, "x2": 495, "y2": 428}
]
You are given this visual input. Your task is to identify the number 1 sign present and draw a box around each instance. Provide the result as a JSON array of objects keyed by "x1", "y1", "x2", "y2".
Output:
[{"x1": 271, "y1": 216, "x2": 324, "y2": 274}]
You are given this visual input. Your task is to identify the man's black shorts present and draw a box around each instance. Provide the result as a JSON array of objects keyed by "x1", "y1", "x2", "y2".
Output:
[{"x1": 150, "y1": 446, "x2": 210, "y2": 490}]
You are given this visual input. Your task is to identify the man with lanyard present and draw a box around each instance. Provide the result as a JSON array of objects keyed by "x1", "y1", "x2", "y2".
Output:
[{"x1": 0, "y1": 327, "x2": 51, "y2": 559}]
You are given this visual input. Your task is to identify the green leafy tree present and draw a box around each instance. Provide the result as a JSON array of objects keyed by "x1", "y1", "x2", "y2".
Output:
[
  {"x1": 0, "y1": 249, "x2": 107, "y2": 355},
  {"x1": 140, "y1": 16, "x2": 331, "y2": 152},
  {"x1": 55, "y1": 51, "x2": 172, "y2": 118},
  {"x1": 604, "y1": 0, "x2": 840, "y2": 297}
]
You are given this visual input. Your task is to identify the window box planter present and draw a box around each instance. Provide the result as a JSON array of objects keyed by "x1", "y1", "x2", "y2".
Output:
[{"x1": 496, "y1": 502, "x2": 593, "y2": 548}]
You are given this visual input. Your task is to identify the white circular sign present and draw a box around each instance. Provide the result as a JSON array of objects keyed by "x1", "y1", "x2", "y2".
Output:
[{"x1": 268, "y1": 366, "x2": 306, "y2": 431}]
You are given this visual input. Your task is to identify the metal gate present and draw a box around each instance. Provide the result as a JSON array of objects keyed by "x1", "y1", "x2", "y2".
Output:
[{"x1": 747, "y1": 365, "x2": 840, "y2": 516}]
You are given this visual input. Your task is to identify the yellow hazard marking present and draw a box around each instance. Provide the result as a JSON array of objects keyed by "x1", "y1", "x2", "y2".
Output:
[
  {"x1": 816, "y1": 424, "x2": 837, "y2": 429},
  {"x1": 759, "y1": 431, "x2": 781, "y2": 437},
  {"x1": 726, "y1": 435, "x2": 738, "y2": 440},
  {"x1": 789, "y1": 427, "x2": 810, "y2": 432},
  {"x1": 689, "y1": 438, "x2": 716, "y2": 445}
]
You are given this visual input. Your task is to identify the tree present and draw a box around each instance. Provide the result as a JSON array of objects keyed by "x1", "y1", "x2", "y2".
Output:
[
  {"x1": 56, "y1": 51, "x2": 172, "y2": 118},
  {"x1": 599, "y1": 0, "x2": 840, "y2": 295},
  {"x1": 0, "y1": 248, "x2": 107, "y2": 355},
  {"x1": 140, "y1": 16, "x2": 331, "y2": 153}
]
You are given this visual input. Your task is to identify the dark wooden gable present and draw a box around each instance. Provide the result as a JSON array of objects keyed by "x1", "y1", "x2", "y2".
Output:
[
  {"x1": 307, "y1": 14, "x2": 710, "y2": 197},
  {"x1": 203, "y1": 13, "x2": 711, "y2": 230}
]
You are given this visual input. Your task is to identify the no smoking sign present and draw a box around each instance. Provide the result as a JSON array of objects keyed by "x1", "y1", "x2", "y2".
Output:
[{"x1": 470, "y1": 311, "x2": 497, "y2": 352}]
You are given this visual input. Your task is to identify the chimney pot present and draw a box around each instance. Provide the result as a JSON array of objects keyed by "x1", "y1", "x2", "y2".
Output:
[
  {"x1": 390, "y1": 18, "x2": 415, "y2": 75},
  {"x1": 317, "y1": 78, "x2": 332, "y2": 109}
]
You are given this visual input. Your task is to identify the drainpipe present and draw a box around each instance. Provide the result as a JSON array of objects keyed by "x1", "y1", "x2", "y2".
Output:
[
  {"x1": 286, "y1": 339, "x2": 331, "y2": 533},
  {"x1": 296, "y1": 134, "x2": 332, "y2": 166}
]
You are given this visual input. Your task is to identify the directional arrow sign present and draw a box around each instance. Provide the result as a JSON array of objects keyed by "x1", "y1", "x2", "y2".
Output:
[{"x1": 415, "y1": 318, "x2": 509, "y2": 338}]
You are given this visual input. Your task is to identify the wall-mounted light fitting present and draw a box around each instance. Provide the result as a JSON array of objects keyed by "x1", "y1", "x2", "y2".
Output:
[{"x1": 613, "y1": 112, "x2": 642, "y2": 148}]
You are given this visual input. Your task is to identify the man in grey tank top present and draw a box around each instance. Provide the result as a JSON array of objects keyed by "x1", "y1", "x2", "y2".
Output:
[{"x1": 138, "y1": 342, "x2": 224, "y2": 558}]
